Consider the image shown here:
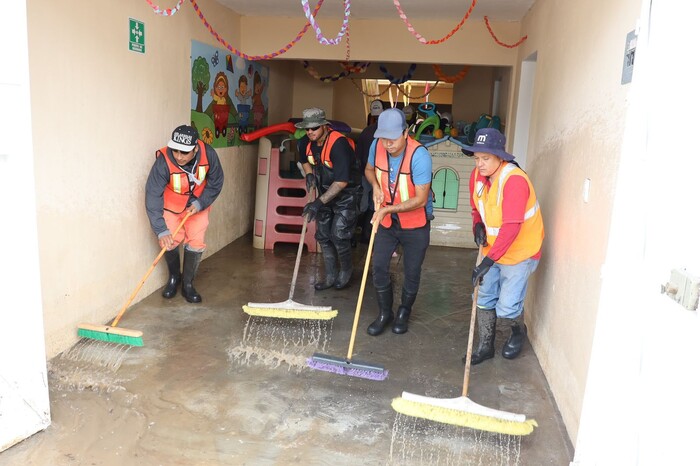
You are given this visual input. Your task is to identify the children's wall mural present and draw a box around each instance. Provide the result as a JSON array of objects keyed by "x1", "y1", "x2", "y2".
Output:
[{"x1": 190, "y1": 40, "x2": 269, "y2": 147}]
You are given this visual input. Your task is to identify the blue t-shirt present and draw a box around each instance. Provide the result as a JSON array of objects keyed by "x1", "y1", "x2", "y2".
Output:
[{"x1": 368, "y1": 139, "x2": 433, "y2": 215}]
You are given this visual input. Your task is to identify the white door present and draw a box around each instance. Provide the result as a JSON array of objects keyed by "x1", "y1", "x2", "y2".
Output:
[{"x1": 0, "y1": 0, "x2": 51, "y2": 451}]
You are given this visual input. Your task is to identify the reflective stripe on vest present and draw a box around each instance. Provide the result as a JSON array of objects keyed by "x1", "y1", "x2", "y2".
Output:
[
  {"x1": 472, "y1": 162, "x2": 544, "y2": 264},
  {"x1": 306, "y1": 130, "x2": 356, "y2": 168},
  {"x1": 374, "y1": 138, "x2": 427, "y2": 229},
  {"x1": 156, "y1": 140, "x2": 209, "y2": 214}
]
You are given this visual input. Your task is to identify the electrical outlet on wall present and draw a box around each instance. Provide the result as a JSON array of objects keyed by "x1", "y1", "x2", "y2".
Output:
[{"x1": 662, "y1": 268, "x2": 700, "y2": 311}]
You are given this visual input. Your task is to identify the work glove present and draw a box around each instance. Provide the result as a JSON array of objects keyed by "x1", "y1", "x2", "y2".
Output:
[
  {"x1": 305, "y1": 173, "x2": 317, "y2": 193},
  {"x1": 473, "y1": 222, "x2": 487, "y2": 246},
  {"x1": 472, "y1": 256, "x2": 495, "y2": 287},
  {"x1": 302, "y1": 198, "x2": 324, "y2": 222}
]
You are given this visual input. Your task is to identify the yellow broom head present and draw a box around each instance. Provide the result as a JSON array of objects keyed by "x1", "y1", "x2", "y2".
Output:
[
  {"x1": 242, "y1": 299, "x2": 337, "y2": 320},
  {"x1": 392, "y1": 393, "x2": 538, "y2": 436}
]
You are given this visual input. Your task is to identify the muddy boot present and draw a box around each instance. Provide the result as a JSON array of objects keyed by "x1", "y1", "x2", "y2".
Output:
[
  {"x1": 334, "y1": 248, "x2": 353, "y2": 290},
  {"x1": 181, "y1": 249, "x2": 203, "y2": 303},
  {"x1": 367, "y1": 285, "x2": 393, "y2": 336},
  {"x1": 463, "y1": 308, "x2": 496, "y2": 365},
  {"x1": 392, "y1": 288, "x2": 417, "y2": 334},
  {"x1": 162, "y1": 247, "x2": 181, "y2": 299},
  {"x1": 314, "y1": 244, "x2": 337, "y2": 291},
  {"x1": 502, "y1": 319, "x2": 526, "y2": 359}
]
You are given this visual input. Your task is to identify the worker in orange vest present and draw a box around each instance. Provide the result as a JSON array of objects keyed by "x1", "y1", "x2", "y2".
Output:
[
  {"x1": 463, "y1": 128, "x2": 544, "y2": 364},
  {"x1": 146, "y1": 125, "x2": 224, "y2": 303},
  {"x1": 297, "y1": 108, "x2": 360, "y2": 291}
]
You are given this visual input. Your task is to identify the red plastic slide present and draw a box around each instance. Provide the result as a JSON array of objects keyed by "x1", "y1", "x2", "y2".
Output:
[{"x1": 240, "y1": 122, "x2": 297, "y2": 142}]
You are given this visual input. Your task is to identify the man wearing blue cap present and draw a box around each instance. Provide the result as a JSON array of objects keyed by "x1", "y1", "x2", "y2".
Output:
[
  {"x1": 364, "y1": 108, "x2": 433, "y2": 336},
  {"x1": 463, "y1": 127, "x2": 544, "y2": 364}
]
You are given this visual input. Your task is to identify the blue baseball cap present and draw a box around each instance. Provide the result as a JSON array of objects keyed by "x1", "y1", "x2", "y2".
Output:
[
  {"x1": 461, "y1": 128, "x2": 514, "y2": 161},
  {"x1": 374, "y1": 108, "x2": 407, "y2": 139}
]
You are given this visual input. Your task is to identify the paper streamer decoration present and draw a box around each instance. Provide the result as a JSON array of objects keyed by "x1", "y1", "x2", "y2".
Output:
[
  {"x1": 144, "y1": 0, "x2": 185, "y2": 16},
  {"x1": 484, "y1": 16, "x2": 528, "y2": 48},
  {"x1": 393, "y1": 0, "x2": 477, "y2": 44},
  {"x1": 301, "y1": 0, "x2": 351, "y2": 45}
]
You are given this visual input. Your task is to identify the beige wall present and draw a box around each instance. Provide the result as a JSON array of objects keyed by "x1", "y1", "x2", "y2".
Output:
[
  {"x1": 25, "y1": 0, "x2": 645, "y2": 447},
  {"x1": 27, "y1": 0, "x2": 261, "y2": 358},
  {"x1": 515, "y1": 0, "x2": 641, "y2": 442}
]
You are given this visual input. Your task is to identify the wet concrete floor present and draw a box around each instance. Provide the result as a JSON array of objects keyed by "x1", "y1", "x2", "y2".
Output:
[{"x1": 1, "y1": 233, "x2": 573, "y2": 465}]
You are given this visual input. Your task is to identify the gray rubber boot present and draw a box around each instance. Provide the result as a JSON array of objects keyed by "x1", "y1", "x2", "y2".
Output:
[
  {"x1": 315, "y1": 243, "x2": 338, "y2": 291},
  {"x1": 392, "y1": 288, "x2": 417, "y2": 334},
  {"x1": 367, "y1": 285, "x2": 394, "y2": 336},
  {"x1": 464, "y1": 308, "x2": 496, "y2": 365},
  {"x1": 502, "y1": 317, "x2": 526, "y2": 359},
  {"x1": 182, "y1": 249, "x2": 203, "y2": 303},
  {"x1": 162, "y1": 247, "x2": 181, "y2": 299}
]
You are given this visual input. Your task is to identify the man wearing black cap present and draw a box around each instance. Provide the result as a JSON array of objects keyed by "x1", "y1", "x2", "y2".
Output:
[
  {"x1": 145, "y1": 124, "x2": 224, "y2": 303},
  {"x1": 297, "y1": 107, "x2": 359, "y2": 291},
  {"x1": 463, "y1": 127, "x2": 544, "y2": 364}
]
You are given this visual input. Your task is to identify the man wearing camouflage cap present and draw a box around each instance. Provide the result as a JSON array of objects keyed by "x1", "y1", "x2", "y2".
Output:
[{"x1": 296, "y1": 107, "x2": 360, "y2": 291}]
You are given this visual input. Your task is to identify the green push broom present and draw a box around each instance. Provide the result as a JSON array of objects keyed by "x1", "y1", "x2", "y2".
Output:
[
  {"x1": 307, "y1": 221, "x2": 388, "y2": 380},
  {"x1": 391, "y1": 247, "x2": 538, "y2": 435},
  {"x1": 243, "y1": 176, "x2": 337, "y2": 320},
  {"x1": 77, "y1": 213, "x2": 192, "y2": 347}
]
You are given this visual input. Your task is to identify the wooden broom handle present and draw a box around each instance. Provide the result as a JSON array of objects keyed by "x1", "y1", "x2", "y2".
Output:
[
  {"x1": 111, "y1": 212, "x2": 192, "y2": 327},
  {"x1": 288, "y1": 184, "x2": 316, "y2": 301},
  {"x1": 346, "y1": 220, "x2": 379, "y2": 360},
  {"x1": 462, "y1": 246, "x2": 483, "y2": 397}
]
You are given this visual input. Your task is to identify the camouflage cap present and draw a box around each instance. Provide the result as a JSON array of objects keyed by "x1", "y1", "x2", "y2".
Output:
[{"x1": 295, "y1": 107, "x2": 331, "y2": 129}]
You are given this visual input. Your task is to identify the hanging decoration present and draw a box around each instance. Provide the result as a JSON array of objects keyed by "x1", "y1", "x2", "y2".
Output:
[
  {"x1": 395, "y1": 80, "x2": 440, "y2": 100},
  {"x1": 432, "y1": 64, "x2": 471, "y2": 83},
  {"x1": 301, "y1": 0, "x2": 351, "y2": 46},
  {"x1": 349, "y1": 79, "x2": 392, "y2": 98},
  {"x1": 344, "y1": 13, "x2": 352, "y2": 61},
  {"x1": 144, "y1": 0, "x2": 185, "y2": 16},
  {"x1": 340, "y1": 62, "x2": 370, "y2": 74},
  {"x1": 188, "y1": 0, "x2": 324, "y2": 61},
  {"x1": 302, "y1": 61, "x2": 370, "y2": 82},
  {"x1": 484, "y1": 16, "x2": 528, "y2": 48},
  {"x1": 393, "y1": 0, "x2": 477, "y2": 45},
  {"x1": 379, "y1": 63, "x2": 417, "y2": 85}
]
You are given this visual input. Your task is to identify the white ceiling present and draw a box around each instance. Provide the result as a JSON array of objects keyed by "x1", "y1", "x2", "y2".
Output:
[{"x1": 216, "y1": 0, "x2": 536, "y2": 22}]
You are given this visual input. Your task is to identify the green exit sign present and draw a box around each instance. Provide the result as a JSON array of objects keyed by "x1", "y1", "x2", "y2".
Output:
[{"x1": 129, "y1": 18, "x2": 145, "y2": 54}]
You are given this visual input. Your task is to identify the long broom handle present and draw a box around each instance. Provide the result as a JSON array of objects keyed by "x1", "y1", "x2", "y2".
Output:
[
  {"x1": 288, "y1": 170, "x2": 315, "y2": 301},
  {"x1": 111, "y1": 212, "x2": 192, "y2": 327},
  {"x1": 462, "y1": 246, "x2": 483, "y2": 397},
  {"x1": 346, "y1": 221, "x2": 378, "y2": 360}
]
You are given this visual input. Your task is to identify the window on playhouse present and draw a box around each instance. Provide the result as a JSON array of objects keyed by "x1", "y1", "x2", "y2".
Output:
[{"x1": 432, "y1": 167, "x2": 459, "y2": 211}]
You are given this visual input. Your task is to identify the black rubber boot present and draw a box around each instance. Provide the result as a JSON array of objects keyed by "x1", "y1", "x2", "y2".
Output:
[
  {"x1": 314, "y1": 244, "x2": 338, "y2": 291},
  {"x1": 392, "y1": 288, "x2": 417, "y2": 334},
  {"x1": 367, "y1": 285, "x2": 393, "y2": 336},
  {"x1": 463, "y1": 308, "x2": 496, "y2": 365},
  {"x1": 334, "y1": 248, "x2": 353, "y2": 290},
  {"x1": 162, "y1": 247, "x2": 181, "y2": 299},
  {"x1": 502, "y1": 319, "x2": 526, "y2": 359},
  {"x1": 182, "y1": 249, "x2": 203, "y2": 303}
]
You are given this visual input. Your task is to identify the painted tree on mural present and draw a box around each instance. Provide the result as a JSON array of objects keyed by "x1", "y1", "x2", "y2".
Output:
[{"x1": 192, "y1": 56, "x2": 211, "y2": 113}]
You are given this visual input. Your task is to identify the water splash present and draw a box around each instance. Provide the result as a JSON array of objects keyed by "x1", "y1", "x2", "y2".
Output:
[
  {"x1": 390, "y1": 412, "x2": 522, "y2": 465},
  {"x1": 228, "y1": 316, "x2": 333, "y2": 372}
]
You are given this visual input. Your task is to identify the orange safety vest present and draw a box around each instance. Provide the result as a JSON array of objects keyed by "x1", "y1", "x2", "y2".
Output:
[
  {"x1": 471, "y1": 162, "x2": 544, "y2": 264},
  {"x1": 156, "y1": 140, "x2": 209, "y2": 214},
  {"x1": 305, "y1": 130, "x2": 356, "y2": 168},
  {"x1": 374, "y1": 138, "x2": 428, "y2": 229}
]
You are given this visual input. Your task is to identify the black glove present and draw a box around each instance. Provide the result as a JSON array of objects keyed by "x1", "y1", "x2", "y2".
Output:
[
  {"x1": 302, "y1": 198, "x2": 324, "y2": 222},
  {"x1": 472, "y1": 256, "x2": 494, "y2": 287},
  {"x1": 305, "y1": 173, "x2": 317, "y2": 193},
  {"x1": 473, "y1": 222, "x2": 487, "y2": 246}
]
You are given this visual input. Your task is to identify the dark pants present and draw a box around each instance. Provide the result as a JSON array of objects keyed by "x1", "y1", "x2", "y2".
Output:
[
  {"x1": 315, "y1": 190, "x2": 359, "y2": 256},
  {"x1": 371, "y1": 220, "x2": 430, "y2": 295}
]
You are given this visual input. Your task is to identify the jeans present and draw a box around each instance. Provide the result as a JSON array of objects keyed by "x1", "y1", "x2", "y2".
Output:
[
  {"x1": 371, "y1": 221, "x2": 430, "y2": 295},
  {"x1": 477, "y1": 258, "x2": 539, "y2": 319}
]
